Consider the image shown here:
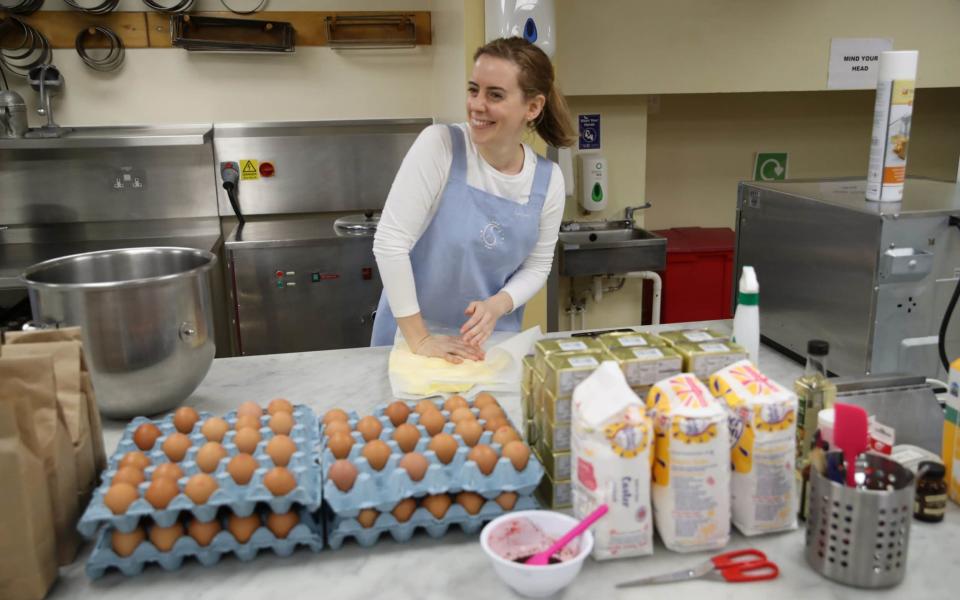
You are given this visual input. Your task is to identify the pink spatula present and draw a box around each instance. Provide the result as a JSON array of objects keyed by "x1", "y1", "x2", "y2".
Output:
[
  {"x1": 833, "y1": 403, "x2": 869, "y2": 487},
  {"x1": 525, "y1": 504, "x2": 608, "y2": 566}
]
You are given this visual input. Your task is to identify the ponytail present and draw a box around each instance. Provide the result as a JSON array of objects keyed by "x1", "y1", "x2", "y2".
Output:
[{"x1": 474, "y1": 38, "x2": 577, "y2": 148}]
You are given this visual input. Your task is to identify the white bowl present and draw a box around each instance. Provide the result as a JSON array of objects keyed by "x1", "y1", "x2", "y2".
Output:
[{"x1": 479, "y1": 510, "x2": 593, "y2": 598}]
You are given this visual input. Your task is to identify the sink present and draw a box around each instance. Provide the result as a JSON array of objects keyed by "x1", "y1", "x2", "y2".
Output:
[{"x1": 557, "y1": 220, "x2": 666, "y2": 276}]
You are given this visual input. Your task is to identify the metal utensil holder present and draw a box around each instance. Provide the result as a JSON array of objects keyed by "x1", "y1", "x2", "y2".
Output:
[{"x1": 805, "y1": 452, "x2": 915, "y2": 588}]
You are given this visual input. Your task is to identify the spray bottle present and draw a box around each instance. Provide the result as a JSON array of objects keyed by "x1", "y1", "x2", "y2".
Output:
[{"x1": 732, "y1": 266, "x2": 759, "y2": 365}]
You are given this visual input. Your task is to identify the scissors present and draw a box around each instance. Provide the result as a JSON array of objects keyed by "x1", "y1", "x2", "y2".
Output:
[{"x1": 615, "y1": 549, "x2": 780, "y2": 588}]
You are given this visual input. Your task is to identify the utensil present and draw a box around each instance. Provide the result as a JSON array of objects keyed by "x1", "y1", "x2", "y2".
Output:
[
  {"x1": 525, "y1": 504, "x2": 607, "y2": 565},
  {"x1": 480, "y1": 510, "x2": 594, "y2": 598},
  {"x1": 615, "y1": 548, "x2": 780, "y2": 588},
  {"x1": 834, "y1": 402, "x2": 869, "y2": 487}
]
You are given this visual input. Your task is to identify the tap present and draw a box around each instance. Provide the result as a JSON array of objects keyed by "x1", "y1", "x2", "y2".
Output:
[{"x1": 623, "y1": 203, "x2": 652, "y2": 226}]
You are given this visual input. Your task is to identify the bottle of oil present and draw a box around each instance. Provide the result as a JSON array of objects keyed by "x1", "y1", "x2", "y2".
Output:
[{"x1": 795, "y1": 339, "x2": 836, "y2": 520}]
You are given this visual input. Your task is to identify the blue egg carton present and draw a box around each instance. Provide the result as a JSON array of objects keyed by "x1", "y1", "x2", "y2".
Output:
[
  {"x1": 79, "y1": 406, "x2": 321, "y2": 539},
  {"x1": 326, "y1": 493, "x2": 539, "y2": 549},
  {"x1": 320, "y1": 403, "x2": 544, "y2": 517},
  {"x1": 85, "y1": 507, "x2": 323, "y2": 579}
]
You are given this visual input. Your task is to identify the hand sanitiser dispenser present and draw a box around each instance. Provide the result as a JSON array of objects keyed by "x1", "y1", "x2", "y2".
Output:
[
  {"x1": 485, "y1": 0, "x2": 556, "y2": 57},
  {"x1": 579, "y1": 155, "x2": 608, "y2": 212}
]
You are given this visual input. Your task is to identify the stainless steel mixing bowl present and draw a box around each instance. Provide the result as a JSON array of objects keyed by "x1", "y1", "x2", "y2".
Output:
[{"x1": 19, "y1": 247, "x2": 217, "y2": 419}]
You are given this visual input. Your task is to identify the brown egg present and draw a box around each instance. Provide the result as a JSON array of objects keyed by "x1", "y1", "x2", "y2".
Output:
[
  {"x1": 399, "y1": 452, "x2": 429, "y2": 482},
  {"x1": 200, "y1": 417, "x2": 229, "y2": 443},
  {"x1": 428, "y1": 433, "x2": 458, "y2": 465},
  {"x1": 449, "y1": 407, "x2": 475, "y2": 424},
  {"x1": 111, "y1": 527, "x2": 145, "y2": 557},
  {"x1": 362, "y1": 439, "x2": 392, "y2": 471},
  {"x1": 237, "y1": 401, "x2": 263, "y2": 419},
  {"x1": 322, "y1": 408, "x2": 349, "y2": 426},
  {"x1": 266, "y1": 434, "x2": 297, "y2": 467},
  {"x1": 356, "y1": 415, "x2": 384, "y2": 442},
  {"x1": 185, "y1": 473, "x2": 218, "y2": 504},
  {"x1": 414, "y1": 399, "x2": 438, "y2": 415},
  {"x1": 149, "y1": 522, "x2": 183, "y2": 552},
  {"x1": 419, "y1": 409, "x2": 446, "y2": 436},
  {"x1": 104, "y1": 482, "x2": 139, "y2": 514},
  {"x1": 113, "y1": 466, "x2": 145, "y2": 487},
  {"x1": 173, "y1": 406, "x2": 200, "y2": 434},
  {"x1": 455, "y1": 420, "x2": 484, "y2": 447},
  {"x1": 478, "y1": 404, "x2": 505, "y2": 423},
  {"x1": 234, "y1": 427, "x2": 261, "y2": 454},
  {"x1": 152, "y1": 462, "x2": 184, "y2": 482},
  {"x1": 145, "y1": 477, "x2": 179, "y2": 509},
  {"x1": 473, "y1": 392, "x2": 499, "y2": 410},
  {"x1": 227, "y1": 513, "x2": 261, "y2": 544},
  {"x1": 188, "y1": 518, "x2": 221, "y2": 547},
  {"x1": 235, "y1": 414, "x2": 262, "y2": 432},
  {"x1": 327, "y1": 432, "x2": 354, "y2": 460},
  {"x1": 269, "y1": 411, "x2": 294, "y2": 436},
  {"x1": 421, "y1": 494, "x2": 452, "y2": 519},
  {"x1": 503, "y1": 441, "x2": 530, "y2": 471},
  {"x1": 161, "y1": 433, "x2": 191, "y2": 462},
  {"x1": 392, "y1": 498, "x2": 417, "y2": 523},
  {"x1": 467, "y1": 444, "x2": 498, "y2": 476},
  {"x1": 266, "y1": 511, "x2": 299, "y2": 539},
  {"x1": 328, "y1": 459, "x2": 358, "y2": 492},
  {"x1": 392, "y1": 423, "x2": 421, "y2": 453},
  {"x1": 495, "y1": 491, "x2": 518, "y2": 511},
  {"x1": 443, "y1": 395, "x2": 469, "y2": 413},
  {"x1": 492, "y1": 426, "x2": 521, "y2": 446},
  {"x1": 357, "y1": 509, "x2": 379, "y2": 528},
  {"x1": 133, "y1": 423, "x2": 162, "y2": 451},
  {"x1": 324, "y1": 420, "x2": 351, "y2": 437},
  {"x1": 456, "y1": 491, "x2": 485, "y2": 515},
  {"x1": 119, "y1": 451, "x2": 151, "y2": 471},
  {"x1": 384, "y1": 401, "x2": 411, "y2": 427},
  {"x1": 227, "y1": 453, "x2": 258, "y2": 485},
  {"x1": 483, "y1": 416, "x2": 508, "y2": 433},
  {"x1": 196, "y1": 442, "x2": 228, "y2": 474},
  {"x1": 267, "y1": 398, "x2": 294, "y2": 416},
  {"x1": 263, "y1": 466, "x2": 297, "y2": 496}
]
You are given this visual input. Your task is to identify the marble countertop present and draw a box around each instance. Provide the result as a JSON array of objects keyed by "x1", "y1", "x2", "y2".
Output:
[{"x1": 48, "y1": 321, "x2": 959, "y2": 600}]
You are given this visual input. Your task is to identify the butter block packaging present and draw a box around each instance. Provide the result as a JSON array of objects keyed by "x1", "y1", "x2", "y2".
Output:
[
  {"x1": 659, "y1": 328, "x2": 730, "y2": 346},
  {"x1": 572, "y1": 361, "x2": 654, "y2": 559},
  {"x1": 605, "y1": 346, "x2": 683, "y2": 388},
  {"x1": 543, "y1": 349, "x2": 606, "y2": 398},
  {"x1": 945, "y1": 359, "x2": 960, "y2": 504},
  {"x1": 536, "y1": 439, "x2": 572, "y2": 481},
  {"x1": 597, "y1": 331, "x2": 668, "y2": 351},
  {"x1": 709, "y1": 360, "x2": 798, "y2": 535},
  {"x1": 673, "y1": 341, "x2": 748, "y2": 380},
  {"x1": 534, "y1": 337, "x2": 603, "y2": 376},
  {"x1": 536, "y1": 471, "x2": 571, "y2": 509},
  {"x1": 647, "y1": 374, "x2": 730, "y2": 552}
]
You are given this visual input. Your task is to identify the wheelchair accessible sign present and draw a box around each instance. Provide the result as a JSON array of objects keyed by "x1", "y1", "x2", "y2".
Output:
[{"x1": 753, "y1": 152, "x2": 788, "y2": 181}]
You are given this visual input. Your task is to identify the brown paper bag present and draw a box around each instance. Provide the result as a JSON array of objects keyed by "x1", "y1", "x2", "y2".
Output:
[
  {"x1": 0, "y1": 357, "x2": 61, "y2": 600},
  {"x1": 5, "y1": 327, "x2": 107, "y2": 473},
  {"x1": 1, "y1": 341, "x2": 97, "y2": 505}
]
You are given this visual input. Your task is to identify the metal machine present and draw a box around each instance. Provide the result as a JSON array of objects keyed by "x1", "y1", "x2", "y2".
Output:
[
  {"x1": 215, "y1": 119, "x2": 431, "y2": 355},
  {"x1": 735, "y1": 177, "x2": 960, "y2": 378}
]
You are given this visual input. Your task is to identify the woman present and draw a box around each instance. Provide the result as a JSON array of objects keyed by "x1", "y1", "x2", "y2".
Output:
[{"x1": 371, "y1": 37, "x2": 575, "y2": 363}]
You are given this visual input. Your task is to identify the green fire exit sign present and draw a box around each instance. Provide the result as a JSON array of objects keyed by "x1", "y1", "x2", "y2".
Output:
[{"x1": 753, "y1": 152, "x2": 789, "y2": 181}]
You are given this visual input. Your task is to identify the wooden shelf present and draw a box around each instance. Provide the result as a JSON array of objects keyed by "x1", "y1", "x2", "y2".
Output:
[{"x1": 4, "y1": 11, "x2": 431, "y2": 50}]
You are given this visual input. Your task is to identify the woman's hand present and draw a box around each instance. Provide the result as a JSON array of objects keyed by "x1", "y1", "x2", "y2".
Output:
[
  {"x1": 461, "y1": 292, "x2": 513, "y2": 348},
  {"x1": 411, "y1": 334, "x2": 485, "y2": 364}
]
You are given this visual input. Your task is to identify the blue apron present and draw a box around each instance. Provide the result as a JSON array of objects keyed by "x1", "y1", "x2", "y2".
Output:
[{"x1": 371, "y1": 124, "x2": 553, "y2": 346}]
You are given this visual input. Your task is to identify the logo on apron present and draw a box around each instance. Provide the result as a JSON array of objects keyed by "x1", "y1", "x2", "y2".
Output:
[{"x1": 481, "y1": 221, "x2": 505, "y2": 249}]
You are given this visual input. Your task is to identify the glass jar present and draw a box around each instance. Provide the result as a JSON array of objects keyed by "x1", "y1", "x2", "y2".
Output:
[{"x1": 914, "y1": 461, "x2": 947, "y2": 523}]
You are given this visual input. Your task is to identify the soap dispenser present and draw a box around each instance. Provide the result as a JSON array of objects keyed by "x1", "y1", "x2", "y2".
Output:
[{"x1": 579, "y1": 154, "x2": 608, "y2": 212}]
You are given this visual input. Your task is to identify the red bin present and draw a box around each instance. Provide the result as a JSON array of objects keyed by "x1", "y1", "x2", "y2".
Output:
[{"x1": 644, "y1": 227, "x2": 735, "y2": 324}]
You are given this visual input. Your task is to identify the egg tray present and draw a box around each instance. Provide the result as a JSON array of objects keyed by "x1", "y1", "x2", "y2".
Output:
[
  {"x1": 320, "y1": 407, "x2": 544, "y2": 517},
  {"x1": 85, "y1": 507, "x2": 324, "y2": 579},
  {"x1": 79, "y1": 407, "x2": 321, "y2": 539},
  {"x1": 325, "y1": 494, "x2": 539, "y2": 549}
]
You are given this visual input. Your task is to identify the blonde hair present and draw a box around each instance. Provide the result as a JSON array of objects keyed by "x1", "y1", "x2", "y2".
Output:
[{"x1": 474, "y1": 38, "x2": 576, "y2": 148}]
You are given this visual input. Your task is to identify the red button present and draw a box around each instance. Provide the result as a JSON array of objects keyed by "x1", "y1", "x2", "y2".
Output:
[
  {"x1": 259, "y1": 162, "x2": 276, "y2": 177},
  {"x1": 275, "y1": 271, "x2": 284, "y2": 278},
  {"x1": 362, "y1": 267, "x2": 372, "y2": 280}
]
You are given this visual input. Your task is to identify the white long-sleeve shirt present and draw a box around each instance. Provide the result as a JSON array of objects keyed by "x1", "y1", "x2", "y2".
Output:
[{"x1": 373, "y1": 123, "x2": 565, "y2": 319}]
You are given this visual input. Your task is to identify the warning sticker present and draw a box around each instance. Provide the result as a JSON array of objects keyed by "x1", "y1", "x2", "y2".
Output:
[{"x1": 240, "y1": 159, "x2": 259, "y2": 180}]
